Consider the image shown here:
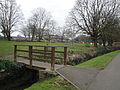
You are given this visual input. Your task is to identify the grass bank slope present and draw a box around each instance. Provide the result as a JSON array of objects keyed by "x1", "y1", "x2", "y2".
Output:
[{"x1": 77, "y1": 50, "x2": 120, "y2": 69}]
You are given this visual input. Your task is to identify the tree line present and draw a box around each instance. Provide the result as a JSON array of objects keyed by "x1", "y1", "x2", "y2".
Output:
[{"x1": 0, "y1": 0, "x2": 120, "y2": 47}]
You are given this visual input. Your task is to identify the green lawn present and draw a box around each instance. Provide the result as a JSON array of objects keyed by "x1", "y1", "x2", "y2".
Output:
[
  {"x1": 25, "y1": 77, "x2": 77, "y2": 90},
  {"x1": 77, "y1": 50, "x2": 120, "y2": 69},
  {"x1": 0, "y1": 40, "x2": 94, "y2": 57}
]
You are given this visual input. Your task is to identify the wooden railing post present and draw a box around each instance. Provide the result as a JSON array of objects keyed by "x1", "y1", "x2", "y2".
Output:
[
  {"x1": 64, "y1": 47, "x2": 67, "y2": 65},
  {"x1": 51, "y1": 47, "x2": 55, "y2": 70},
  {"x1": 14, "y1": 45, "x2": 17, "y2": 62},
  {"x1": 29, "y1": 46, "x2": 33, "y2": 68},
  {"x1": 44, "y1": 46, "x2": 47, "y2": 59}
]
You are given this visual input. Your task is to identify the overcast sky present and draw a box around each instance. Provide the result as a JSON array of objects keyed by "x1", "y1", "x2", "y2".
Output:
[{"x1": 16, "y1": 0, "x2": 76, "y2": 26}]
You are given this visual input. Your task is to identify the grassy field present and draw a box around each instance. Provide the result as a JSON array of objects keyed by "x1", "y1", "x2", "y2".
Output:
[
  {"x1": 25, "y1": 77, "x2": 77, "y2": 90},
  {"x1": 0, "y1": 40, "x2": 94, "y2": 58},
  {"x1": 77, "y1": 50, "x2": 120, "y2": 69}
]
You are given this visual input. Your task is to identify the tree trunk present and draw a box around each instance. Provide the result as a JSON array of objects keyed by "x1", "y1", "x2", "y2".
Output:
[
  {"x1": 108, "y1": 40, "x2": 113, "y2": 46},
  {"x1": 3, "y1": 33, "x2": 6, "y2": 40},
  {"x1": 94, "y1": 40, "x2": 97, "y2": 47},
  {"x1": 6, "y1": 32, "x2": 11, "y2": 41},
  {"x1": 92, "y1": 37, "x2": 98, "y2": 47},
  {"x1": 38, "y1": 34, "x2": 42, "y2": 42},
  {"x1": 48, "y1": 35, "x2": 51, "y2": 43},
  {"x1": 107, "y1": 36, "x2": 113, "y2": 46},
  {"x1": 102, "y1": 39, "x2": 106, "y2": 47},
  {"x1": 31, "y1": 33, "x2": 35, "y2": 41}
]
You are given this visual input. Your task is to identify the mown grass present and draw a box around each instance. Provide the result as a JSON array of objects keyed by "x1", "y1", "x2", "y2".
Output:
[
  {"x1": 0, "y1": 40, "x2": 94, "y2": 57},
  {"x1": 25, "y1": 77, "x2": 77, "y2": 90},
  {"x1": 77, "y1": 50, "x2": 120, "y2": 69}
]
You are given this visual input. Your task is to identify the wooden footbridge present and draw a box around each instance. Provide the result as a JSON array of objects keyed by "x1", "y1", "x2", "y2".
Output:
[{"x1": 14, "y1": 44, "x2": 68, "y2": 71}]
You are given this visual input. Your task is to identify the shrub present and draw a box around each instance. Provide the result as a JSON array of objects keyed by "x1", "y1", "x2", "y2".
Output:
[{"x1": 0, "y1": 60, "x2": 13, "y2": 72}]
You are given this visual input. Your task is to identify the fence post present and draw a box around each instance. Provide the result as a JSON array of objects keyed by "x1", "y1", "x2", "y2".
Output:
[
  {"x1": 14, "y1": 45, "x2": 17, "y2": 62},
  {"x1": 51, "y1": 47, "x2": 55, "y2": 70},
  {"x1": 44, "y1": 46, "x2": 47, "y2": 59},
  {"x1": 64, "y1": 47, "x2": 67, "y2": 65},
  {"x1": 29, "y1": 46, "x2": 33, "y2": 68}
]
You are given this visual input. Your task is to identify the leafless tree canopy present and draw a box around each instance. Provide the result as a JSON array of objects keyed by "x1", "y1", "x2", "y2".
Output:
[
  {"x1": 0, "y1": 0, "x2": 119, "y2": 45},
  {"x1": 0, "y1": 0, "x2": 23, "y2": 41},
  {"x1": 68, "y1": 0, "x2": 120, "y2": 47},
  {"x1": 22, "y1": 8, "x2": 57, "y2": 41}
]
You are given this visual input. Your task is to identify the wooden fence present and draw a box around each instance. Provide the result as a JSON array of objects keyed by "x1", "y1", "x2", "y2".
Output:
[{"x1": 14, "y1": 45, "x2": 68, "y2": 70}]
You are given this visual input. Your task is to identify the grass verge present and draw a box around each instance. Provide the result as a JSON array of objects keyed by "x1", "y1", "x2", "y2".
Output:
[
  {"x1": 25, "y1": 77, "x2": 77, "y2": 90},
  {"x1": 77, "y1": 50, "x2": 120, "y2": 69}
]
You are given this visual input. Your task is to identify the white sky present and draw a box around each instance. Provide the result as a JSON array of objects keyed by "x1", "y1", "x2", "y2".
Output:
[{"x1": 16, "y1": 0, "x2": 76, "y2": 26}]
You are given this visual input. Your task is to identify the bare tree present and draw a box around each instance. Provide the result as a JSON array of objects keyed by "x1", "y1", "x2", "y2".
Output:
[
  {"x1": 65, "y1": 17, "x2": 80, "y2": 41},
  {"x1": 0, "y1": 0, "x2": 23, "y2": 41},
  {"x1": 44, "y1": 20, "x2": 57, "y2": 42},
  {"x1": 20, "y1": 25, "x2": 30, "y2": 40},
  {"x1": 27, "y1": 18, "x2": 37, "y2": 41},
  {"x1": 68, "y1": 0, "x2": 120, "y2": 47},
  {"x1": 28, "y1": 8, "x2": 52, "y2": 42},
  {"x1": 100, "y1": 15, "x2": 120, "y2": 46}
]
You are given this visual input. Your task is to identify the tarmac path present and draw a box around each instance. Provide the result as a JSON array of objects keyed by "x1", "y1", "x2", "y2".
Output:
[{"x1": 87, "y1": 53, "x2": 120, "y2": 90}]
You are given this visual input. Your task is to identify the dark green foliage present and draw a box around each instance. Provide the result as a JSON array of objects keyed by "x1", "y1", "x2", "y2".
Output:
[
  {"x1": 0, "y1": 60, "x2": 39, "y2": 90},
  {"x1": 0, "y1": 60, "x2": 13, "y2": 72}
]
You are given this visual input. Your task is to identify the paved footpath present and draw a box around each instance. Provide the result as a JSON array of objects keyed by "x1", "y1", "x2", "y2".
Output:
[
  {"x1": 56, "y1": 66, "x2": 99, "y2": 90},
  {"x1": 87, "y1": 54, "x2": 120, "y2": 90},
  {"x1": 56, "y1": 54, "x2": 120, "y2": 90}
]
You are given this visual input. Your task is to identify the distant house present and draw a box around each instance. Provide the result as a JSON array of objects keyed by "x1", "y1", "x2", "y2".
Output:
[
  {"x1": 11, "y1": 36, "x2": 25, "y2": 41},
  {"x1": 44, "y1": 35, "x2": 69, "y2": 42},
  {"x1": 112, "y1": 42, "x2": 120, "y2": 47}
]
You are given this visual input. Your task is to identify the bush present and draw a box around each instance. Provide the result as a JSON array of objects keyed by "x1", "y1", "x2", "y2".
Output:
[
  {"x1": 0, "y1": 60, "x2": 13, "y2": 72},
  {"x1": 0, "y1": 60, "x2": 39, "y2": 90}
]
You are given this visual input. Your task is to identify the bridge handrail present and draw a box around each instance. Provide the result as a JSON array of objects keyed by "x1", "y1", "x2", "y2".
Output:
[
  {"x1": 14, "y1": 44, "x2": 68, "y2": 70},
  {"x1": 14, "y1": 44, "x2": 68, "y2": 47}
]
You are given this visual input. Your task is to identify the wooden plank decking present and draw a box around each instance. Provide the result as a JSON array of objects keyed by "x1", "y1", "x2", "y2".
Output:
[{"x1": 17, "y1": 58, "x2": 64, "y2": 71}]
